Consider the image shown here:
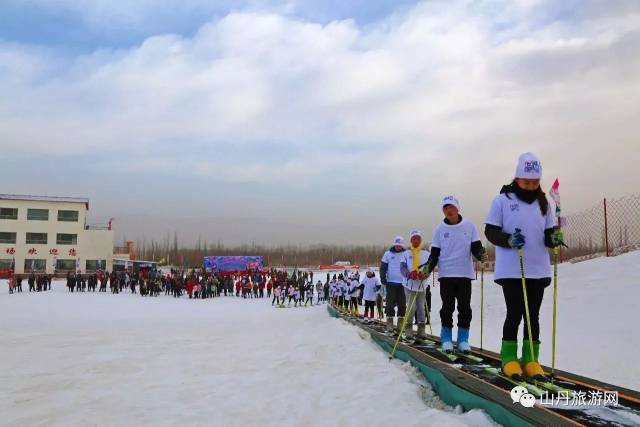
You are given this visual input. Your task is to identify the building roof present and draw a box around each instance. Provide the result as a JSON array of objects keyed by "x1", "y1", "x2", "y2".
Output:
[{"x1": 0, "y1": 194, "x2": 90, "y2": 210}]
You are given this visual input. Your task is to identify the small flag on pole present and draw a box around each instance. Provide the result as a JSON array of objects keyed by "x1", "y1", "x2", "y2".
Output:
[{"x1": 549, "y1": 178, "x2": 560, "y2": 215}]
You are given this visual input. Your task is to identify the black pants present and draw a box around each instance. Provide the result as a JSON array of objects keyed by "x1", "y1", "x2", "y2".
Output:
[
  {"x1": 350, "y1": 296, "x2": 358, "y2": 309},
  {"x1": 497, "y1": 278, "x2": 550, "y2": 341},
  {"x1": 439, "y1": 278, "x2": 472, "y2": 329},
  {"x1": 385, "y1": 284, "x2": 406, "y2": 317},
  {"x1": 364, "y1": 300, "x2": 375, "y2": 317}
]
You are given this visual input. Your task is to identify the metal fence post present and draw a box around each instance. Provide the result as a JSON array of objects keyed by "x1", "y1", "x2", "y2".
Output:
[{"x1": 604, "y1": 198, "x2": 610, "y2": 257}]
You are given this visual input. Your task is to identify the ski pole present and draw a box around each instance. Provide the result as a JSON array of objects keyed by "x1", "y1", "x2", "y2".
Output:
[
  {"x1": 425, "y1": 272, "x2": 433, "y2": 336},
  {"x1": 389, "y1": 269, "x2": 429, "y2": 360},
  {"x1": 480, "y1": 264, "x2": 484, "y2": 351},
  {"x1": 518, "y1": 248, "x2": 536, "y2": 365},
  {"x1": 389, "y1": 285, "x2": 420, "y2": 360},
  {"x1": 551, "y1": 246, "x2": 559, "y2": 381}
]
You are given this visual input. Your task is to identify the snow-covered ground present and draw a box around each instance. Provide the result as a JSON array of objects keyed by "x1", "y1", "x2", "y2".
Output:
[
  {"x1": 0, "y1": 282, "x2": 495, "y2": 427},
  {"x1": 2, "y1": 250, "x2": 638, "y2": 427}
]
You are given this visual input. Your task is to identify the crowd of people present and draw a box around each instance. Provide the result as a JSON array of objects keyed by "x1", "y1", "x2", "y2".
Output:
[
  {"x1": 4, "y1": 267, "x2": 320, "y2": 302},
  {"x1": 3, "y1": 152, "x2": 564, "y2": 382},
  {"x1": 6, "y1": 273, "x2": 53, "y2": 293},
  {"x1": 270, "y1": 270, "x2": 328, "y2": 307},
  {"x1": 356, "y1": 152, "x2": 565, "y2": 382}
]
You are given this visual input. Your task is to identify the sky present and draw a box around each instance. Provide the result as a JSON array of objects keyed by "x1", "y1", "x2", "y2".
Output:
[{"x1": 1, "y1": 0, "x2": 640, "y2": 247}]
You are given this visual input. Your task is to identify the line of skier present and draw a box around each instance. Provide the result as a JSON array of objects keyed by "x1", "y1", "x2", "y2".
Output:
[
  {"x1": 373, "y1": 152, "x2": 564, "y2": 381},
  {"x1": 271, "y1": 273, "x2": 327, "y2": 307}
]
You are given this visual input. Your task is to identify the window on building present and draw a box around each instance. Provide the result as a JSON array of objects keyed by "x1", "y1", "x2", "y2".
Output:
[
  {"x1": 27, "y1": 208, "x2": 49, "y2": 221},
  {"x1": 26, "y1": 232, "x2": 48, "y2": 244},
  {"x1": 55, "y1": 259, "x2": 76, "y2": 271},
  {"x1": 24, "y1": 259, "x2": 46, "y2": 272},
  {"x1": 56, "y1": 233, "x2": 77, "y2": 245},
  {"x1": 0, "y1": 208, "x2": 18, "y2": 220},
  {"x1": 57, "y1": 210, "x2": 79, "y2": 222},
  {"x1": 0, "y1": 232, "x2": 16, "y2": 244},
  {"x1": 86, "y1": 260, "x2": 106, "y2": 271},
  {"x1": 0, "y1": 259, "x2": 14, "y2": 269}
]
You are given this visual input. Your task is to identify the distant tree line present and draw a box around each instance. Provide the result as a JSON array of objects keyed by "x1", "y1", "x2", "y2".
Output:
[{"x1": 129, "y1": 232, "x2": 389, "y2": 268}]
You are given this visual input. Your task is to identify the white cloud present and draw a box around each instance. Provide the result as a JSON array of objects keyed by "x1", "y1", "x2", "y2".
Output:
[{"x1": 1, "y1": 0, "x2": 640, "y2": 219}]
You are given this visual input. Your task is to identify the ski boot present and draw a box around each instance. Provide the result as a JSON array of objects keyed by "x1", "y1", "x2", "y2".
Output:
[
  {"x1": 522, "y1": 339, "x2": 545, "y2": 380},
  {"x1": 415, "y1": 323, "x2": 427, "y2": 343},
  {"x1": 386, "y1": 317, "x2": 394, "y2": 332},
  {"x1": 457, "y1": 328, "x2": 471, "y2": 353},
  {"x1": 395, "y1": 317, "x2": 405, "y2": 336},
  {"x1": 441, "y1": 327, "x2": 453, "y2": 352},
  {"x1": 501, "y1": 340, "x2": 524, "y2": 380},
  {"x1": 404, "y1": 322, "x2": 414, "y2": 341}
]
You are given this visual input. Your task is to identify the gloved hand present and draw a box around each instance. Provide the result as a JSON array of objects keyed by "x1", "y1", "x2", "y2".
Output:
[
  {"x1": 551, "y1": 229, "x2": 566, "y2": 248},
  {"x1": 408, "y1": 270, "x2": 419, "y2": 280},
  {"x1": 417, "y1": 271, "x2": 428, "y2": 281},
  {"x1": 509, "y1": 228, "x2": 526, "y2": 248}
]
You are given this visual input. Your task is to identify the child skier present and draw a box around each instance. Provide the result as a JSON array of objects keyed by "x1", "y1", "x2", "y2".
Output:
[
  {"x1": 316, "y1": 280, "x2": 323, "y2": 304},
  {"x1": 426, "y1": 195, "x2": 487, "y2": 353},
  {"x1": 484, "y1": 152, "x2": 563, "y2": 380},
  {"x1": 380, "y1": 236, "x2": 407, "y2": 332},
  {"x1": 361, "y1": 268, "x2": 380, "y2": 321},
  {"x1": 400, "y1": 230, "x2": 430, "y2": 341},
  {"x1": 304, "y1": 281, "x2": 314, "y2": 306},
  {"x1": 349, "y1": 274, "x2": 360, "y2": 315},
  {"x1": 329, "y1": 277, "x2": 338, "y2": 306}
]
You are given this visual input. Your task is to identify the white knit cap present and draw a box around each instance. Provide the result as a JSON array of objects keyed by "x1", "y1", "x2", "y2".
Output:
[
  {"x1": 392, "y1": 236, "x2": 405, "y2": 247},
  {"x1": 409, "y1": 229, "x2": 422, "y2": 239},
  {"x1": 442, "y1": 195, "x2": 460, "y2": 210},
  {"x1": 515, "y1": 152, "x2": 542, "y2": 179}
]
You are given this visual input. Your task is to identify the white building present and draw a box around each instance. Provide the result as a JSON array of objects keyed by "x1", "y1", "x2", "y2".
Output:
[{"x1": 0, "y1": 194, "x2": 114, "y2": 275}]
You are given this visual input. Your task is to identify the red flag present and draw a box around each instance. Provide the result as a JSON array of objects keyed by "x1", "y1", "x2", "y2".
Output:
[{"x1": 549, "y1": 178, "x2": 560, "y2": 215}]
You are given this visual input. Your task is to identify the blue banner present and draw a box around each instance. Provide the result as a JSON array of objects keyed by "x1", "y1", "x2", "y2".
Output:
[{"x1": 203, "y1": 256, "x2": 264, "y2": 272}]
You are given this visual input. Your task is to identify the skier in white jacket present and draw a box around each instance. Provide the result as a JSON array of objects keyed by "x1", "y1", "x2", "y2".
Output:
[
  {"x1": 400, "y1": 229, "x2": 430, "y2": 340},
  {"x1": 361, "y1": 268, "x2": 380, "y2": 321}
]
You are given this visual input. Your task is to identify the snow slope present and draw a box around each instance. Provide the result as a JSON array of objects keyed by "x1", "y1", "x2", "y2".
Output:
[{"x1": 0, "y1": 285, "x2": 495, "y2": 427}]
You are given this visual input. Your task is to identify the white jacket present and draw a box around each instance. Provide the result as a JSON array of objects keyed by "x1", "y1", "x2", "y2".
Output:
[{"x1": 362, "y1": 276, "x2": 380, "y2": 302}]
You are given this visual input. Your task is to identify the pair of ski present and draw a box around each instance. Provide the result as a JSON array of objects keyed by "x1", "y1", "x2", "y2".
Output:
[
  {"x1": 414, "y1": 341, "x2": 484, "y2": 364},
  {"x1": 379, "y1": 327, "x2": 571, "y2": 397},
  {"x1": 377, "y1": 327, "x2": 483, "y2": 364},
  {"x1": 483, "y1": 367, "x2": 573, "y2": 398},
  {"x1": 339, "y1": 310, "x2": 582, "y2": 405}
]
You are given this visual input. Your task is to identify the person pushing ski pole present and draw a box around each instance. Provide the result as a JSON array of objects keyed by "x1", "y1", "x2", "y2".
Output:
[
  {"x1": 484, "y1": 152, "x2": 564, "y2": 380},
  {"x1": 380, "y1": 236, "x2": 407, "y2": 332},
  {"x1": 399, "y1": 230, "x2": 430, "y2": 342}
]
